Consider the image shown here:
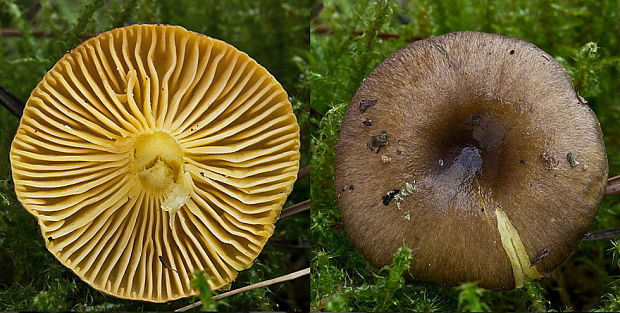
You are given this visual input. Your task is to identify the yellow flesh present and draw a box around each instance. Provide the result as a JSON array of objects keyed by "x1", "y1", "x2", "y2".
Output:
[
  {"x1": 133, "y1": 131, "x2": 191, "y2": 229},
  {"x1": 134, "y1": 132, "x2": 184, "y2": 191},
  {"x1": 10, "y1": 25, "x2": 300, "y2": 302},
  {"x1": 495, "y1": 207, "x2": 542, "y2": 288}
]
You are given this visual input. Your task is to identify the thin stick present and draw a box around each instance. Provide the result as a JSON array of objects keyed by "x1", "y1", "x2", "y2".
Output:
[
  {"x1": 297, "y1": 165, "x2": 310, "y2": 180},
  {"x1": 0, "y1": 85, "x2": 24, "y2": 117},
  {"x1": 175, "y1": 268, "x2": 310, "y2": 312},
  {"x1": 583, "y1": 229, "x2": 620, "y2": 241},
  {"x1": 279, "y1": 199, "x2": 310, "y2": 220},
  {"x1": 1, "y1": 28, "x2": 49, "y2": 37},
  {"x1": 605, "y1": 175, "x2": 620, "y2": 196},
  {"x1": 313, "y1": 26, "x2": 423, "y2": 41},
  {"x1": 314, "y1": 26, "x2": 398, "y2": 40},
  {"x1": 0, "y1": 28, "x2": 93, "y2": 40},
  {"x1": 310, "y1": 106, "x2": 324, "y2": 119}
]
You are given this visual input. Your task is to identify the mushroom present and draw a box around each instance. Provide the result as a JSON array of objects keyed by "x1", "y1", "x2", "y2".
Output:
[
  {"x1": 334, "y1": 31, "x2": 608, "y2": 290},
  {"x1": 10, "y1": 24, "x2": 300, "y2": 302}
]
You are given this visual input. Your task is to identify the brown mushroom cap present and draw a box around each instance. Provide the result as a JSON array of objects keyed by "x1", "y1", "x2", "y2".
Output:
[
  {"x1": 10, "y1": 24, "x2": 299, "y2": 301},
  {"x1": 334, "y1": 31, "x2": 608, "y2": 290}
]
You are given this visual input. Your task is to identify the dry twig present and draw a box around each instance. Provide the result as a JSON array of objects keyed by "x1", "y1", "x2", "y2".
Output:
[
  {"x1": 175, "y1": 268, "x2": 310, "y2": 312},
  {"x1": 297, "y1": 165, "x2": 310, "y2": 180},
  {"x1": 605, "y1": 175, "x2": 620, "y2": 196},
  {"x1": 313, "y1": 25, "x2": 423, "y2": 41},
  {"x1": 1, "y1": 28, "x2": 49, "y2": 37},
  {"x1": 583, "y1": 229, "x2": 620, "y2": 241},
  {"x1": 0, "y1": 85, "x2": 24, "y2": 117},
  {"x1": 279, "y1": 199, "x2": 310, "y2": 220},
  {"x1": 1, "y1": 28, "x2": 94, "y2": 40}
]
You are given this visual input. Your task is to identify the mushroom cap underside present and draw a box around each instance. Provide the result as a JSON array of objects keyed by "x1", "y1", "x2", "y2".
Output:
[
  {"x1": 10, "y1": 24, "x2": 300, "y2": 302},
  {"x1": 335, "y1": 31, "x2": 608, "y2": 290}
]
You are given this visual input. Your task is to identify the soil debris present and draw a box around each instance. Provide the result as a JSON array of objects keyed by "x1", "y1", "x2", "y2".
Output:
[
  {"x1": 577, "y1": 92, "x2": 588, "y2": 105},
  {"x1": 541, "y1": 151, "x2": 560, "y2": 169},
  {"x1": 567, "y1": 152, "x2": 580, "y2": 167},
  {"x1": 368, "y1": 131, "x2": 388, "y2": 153},
  {"x1": 359, "y1": 99, "x2": 377, "y2": 113},
  {"x1": 382, "y1": 189, "x2": 400, "y2": 205}
]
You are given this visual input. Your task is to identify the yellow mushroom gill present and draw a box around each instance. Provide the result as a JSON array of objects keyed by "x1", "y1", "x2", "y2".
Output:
[{"x1": 10, "y1": 24, "x2": 300, "y2": 302}]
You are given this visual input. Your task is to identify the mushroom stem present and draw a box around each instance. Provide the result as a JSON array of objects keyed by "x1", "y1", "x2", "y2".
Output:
[
  {"x1": 161, "y1": 171, "x2": 193, "y2": 230},
  {"x1": 132, "y1": 131, "x2": 192, "y2": 230},
  {"x1": 133, "y1": 132, "x2": 185, "y2": 191}
]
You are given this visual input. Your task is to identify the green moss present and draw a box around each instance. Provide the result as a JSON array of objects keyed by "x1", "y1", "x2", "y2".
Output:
[
  {"x1": 190, "y1": 271, "x2": 216, "y2": 312},
  {"x1": 457, "y1": 282, "x2": 491, "y2": 312}
]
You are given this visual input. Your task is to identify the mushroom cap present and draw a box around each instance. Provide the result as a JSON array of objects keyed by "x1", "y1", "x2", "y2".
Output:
[
  {"x1": 334, "y1": 31, "x2": 608, "y2": 290},
  {"x1": 10, "y1": 24, "x2": 300, "y2": 302}
]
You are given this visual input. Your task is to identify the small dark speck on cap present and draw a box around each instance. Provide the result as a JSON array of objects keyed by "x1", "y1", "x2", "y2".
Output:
[
  {"x1": 510, "y1": 50, "x2": 515, "y2": 54},
  {"x1": 520, "y1": 160, "x2": 526, "y2": 165}
]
